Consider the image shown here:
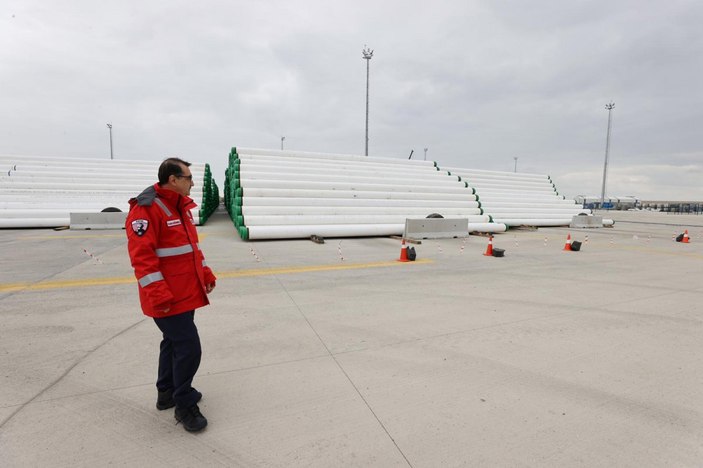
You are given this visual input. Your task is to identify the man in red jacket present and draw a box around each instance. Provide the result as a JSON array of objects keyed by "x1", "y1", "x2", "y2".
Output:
[{"x1": 126, "y1": 157, "x2": 216, "y2": 432}]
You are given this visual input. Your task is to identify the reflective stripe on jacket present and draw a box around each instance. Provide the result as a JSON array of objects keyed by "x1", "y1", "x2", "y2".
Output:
[{"x1": 126, "y1": 183, "x2": 217, "y2": 318}]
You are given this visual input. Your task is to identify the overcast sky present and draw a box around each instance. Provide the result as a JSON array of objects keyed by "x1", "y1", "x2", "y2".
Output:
[{"x1": 2, "y1": 0, "x2": 702, "y2": 200}]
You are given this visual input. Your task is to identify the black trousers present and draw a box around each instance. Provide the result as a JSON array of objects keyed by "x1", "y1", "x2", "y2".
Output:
[{"x1": 153, "y1": 310, "x2": 202, "y2": 409}]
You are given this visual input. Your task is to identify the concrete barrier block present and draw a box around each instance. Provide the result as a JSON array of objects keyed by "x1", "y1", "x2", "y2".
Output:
[
  {"x1": 570, "y1": 214, "x2": 603, "y2": 228},
  {"x1": 404, "y1": 218, "x2": 468, "y2": 240},
  {"x1": 70, "y1": 212, "x2": 127, "y2": 230}
]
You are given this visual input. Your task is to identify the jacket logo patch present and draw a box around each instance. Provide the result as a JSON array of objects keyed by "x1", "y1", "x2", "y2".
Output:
[
  {"x1": 131, "y1": 219, "x2": 149, "y2": 236},
  {"x1": 166, "y1": 219, "x2": 182, "y2": 227}
]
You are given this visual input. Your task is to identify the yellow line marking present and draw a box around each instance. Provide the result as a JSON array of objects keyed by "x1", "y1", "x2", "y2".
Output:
[
  {"x1": 20, "y1": 234, "x2": 126, "y2": 240},
  {"x1": 216, "y1": 258, "x2": 432, "y2": 279},
  {"x1": 19, "y1": 233, "x2": 209, "y2": 240},
  {"x1": 0, "y1": 277, "x2": 136, "y2": 293},
  {"x1": 0, "y1": 258, "x2": 432, "y2": 293}
]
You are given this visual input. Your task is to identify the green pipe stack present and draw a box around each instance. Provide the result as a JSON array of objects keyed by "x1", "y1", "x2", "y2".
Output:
[
  {"x1": 224, "y1": 147, "x2": 249, "y2": 240},
  {"x1": 197, "y1": 163, "x2": 220, "y2": 224}
]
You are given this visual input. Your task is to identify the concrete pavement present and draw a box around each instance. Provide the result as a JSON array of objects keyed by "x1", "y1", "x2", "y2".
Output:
[{"x1": 1, "y1": 210, "x2": 702, "y2": 467}]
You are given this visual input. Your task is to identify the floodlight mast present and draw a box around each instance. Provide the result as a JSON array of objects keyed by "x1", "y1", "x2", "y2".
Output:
[
  {"x1": 600, "y1": 102, "x2": 615, "y2": 208},
  {"x1": 362, "y1": 46, "x2": 374, "y2": 156},
  {"x1": 106, "y1": 123, "x2": 113, "y2": 160}
]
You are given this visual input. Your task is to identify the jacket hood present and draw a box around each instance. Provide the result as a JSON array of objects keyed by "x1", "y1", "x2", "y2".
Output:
[
  {"x1": 129, "y1": 185, "x2": 157, "y2": 207},
  {"x1": 129, "y1": 183, "x2": 197, "y2": 210}
]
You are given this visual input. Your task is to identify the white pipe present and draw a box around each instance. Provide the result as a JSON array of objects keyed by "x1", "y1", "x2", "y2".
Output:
[
  {"x1": 246, "y1": 223, "x2": 404, "y2": 240},
  {"x1": 241, "y1": 197, "x2": 479, "y2": 208},
  {"x1": 476, "y1": 192, "x2": 564, "y2": 199},
  {"x1": 1, "y1": 181, "x2": 207, "y2": 192},
  {"x1": 3, "y1": 175, "x2": 160, "y2": 184},
  {"x1": 2, "y1": 209, "x2": 104, "y2": 218},
  {"x1": 240, "y1": 206, "x2": 482, "y2": 216},
  {"x1": 245, "y1": 222, "x2": 504, "y2": 240},
  {"x1": 451, "y1": 176, "x2": 550, "y2": 186},
  {"x1": 7, "y1": 190, "x2": 204, "y2": 205},
  {"x1": 4, "y1": 166, "x2": 158, "y2": 176},
  {"x1": 239, "y1": 188, "x2": 477, "y2": 201},
  {"x1": 0, "y1": 217, "x2": 71, "y2": 228},
  {"x1": 480, "y1": 200, "x2": 577, "y2": 208},
  {"x1": 0, "y1": 155, "x2": 207, "y2": 169},
  {"x1": 0, "y1": 214, "x2": 201, "y2": 228},
  {"x1": 238, "y1": 161, "x2": 449, "y2": 178},
  {"x1": 238, "y1": 170, "x2": 460, "y2": 186},
  {"x1": 1, "y1": 188, "x2": 148, "y2": 196},
  {"x1": 0, "y1": 208, "x2": 201, "y2": 218},
  {"x1": 237, "y1": 153, "x2": 431, "y2": 169},
  {"x1": 242, "y1": 214, "x2": 490, "y2": 226},
  {"x1": 490, "y1": 218, "x2": 575, "y2": 226},
  {"x1": 240, "y1": 179, "x2": 471, "y2": 194},
  {"x1": 237, "y1": 157, "x2": 440, "y2": 172},
  {"x1": 441, "y1": 166, "x2": 547, "y2": 180},
  {"x1": 0, "y1": 190, "x2": 204, "y2": 202},
  {"x1": 236, "y1": 148, "x2": 434, "y2": 167},
  {"x1": 468, "y1": 223, "x2": 507, "y2": 233},
  {"x1": 458, "y1": 176, "x2": 551, "y2": 187},
  {"x1": 0, "y1": 203, "x2": 130, "y2": 210},
  {"x1": 474, "y1": 187, "x2": 557, "y2": 196},
  {"x1": 470, "y1": 183, "x2": 556, "y2": 193},
  {"x1": 489, "y1": 212, "x2": 587, "y2": 219},
  {"x1": 482, "y1": 207, "x2": 588, "y2": 215},
  {"x1": 2, "y1": 170, "x2": 205, "y2": 181}
]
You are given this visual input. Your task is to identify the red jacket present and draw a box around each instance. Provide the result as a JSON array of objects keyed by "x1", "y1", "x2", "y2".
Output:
[{"x1": 126, "y1": 183, "x2": 216, "y2": 318}]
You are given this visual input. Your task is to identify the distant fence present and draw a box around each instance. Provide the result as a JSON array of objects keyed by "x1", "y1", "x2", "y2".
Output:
[
  {"x1": 583, "y1": 201, "x2": 634, "y2": 210},
  {"x1": 583, "y1": 201, "x2": 703, "y2": 214},
  {"x1": 639, "y1": 202, "x2": 703, "y2": 215}
]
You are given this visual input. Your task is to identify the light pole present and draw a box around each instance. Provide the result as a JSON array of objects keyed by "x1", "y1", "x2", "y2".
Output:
[
  {"x1": 281, "y1": 136, "x2": 285, "y2": 150},
  {"x1": 106, "y1": 123, "x2": 113, "y2": 160},
  {"x1": 600, "y1": 102, "x2": 615, "y2": 208},
  {"x1": 424, "y1": 148, "x2": 428, "y2": 161},
  {"x1": 362, "y1": 45, "x2": 374, "y2": 156},
  {"x1": 513, "y1": 157, "x2": 518, "y2": 172}
]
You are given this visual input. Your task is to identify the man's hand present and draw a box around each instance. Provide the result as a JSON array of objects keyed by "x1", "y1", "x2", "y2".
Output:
[{"x1": 206, "y1": 282, "x2": 216, "y2": 294}]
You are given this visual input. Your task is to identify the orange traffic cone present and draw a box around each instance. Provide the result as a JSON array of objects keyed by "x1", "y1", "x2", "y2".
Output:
[
  {"x1": 683, "y1": 230, "x2": 690, "y2": 243},
  {"x1": 483, "y1": 235, "x2": 494, "y2": 256},
  {"x1": 563, "y1": 233, "x2": 572, "y2": 251},
  {"x1": 398, "y1": 239, "x2": 409, "y2": 262}
]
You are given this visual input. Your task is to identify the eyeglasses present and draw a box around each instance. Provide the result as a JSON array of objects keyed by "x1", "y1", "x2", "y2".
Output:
[{"x1": 175, "y1": 174, "x2": 193, "y2": 181}]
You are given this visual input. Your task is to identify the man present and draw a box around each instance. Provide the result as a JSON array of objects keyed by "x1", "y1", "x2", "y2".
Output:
[{"x1": 126, "y1": 157, "x2": 216, "y2": 432}]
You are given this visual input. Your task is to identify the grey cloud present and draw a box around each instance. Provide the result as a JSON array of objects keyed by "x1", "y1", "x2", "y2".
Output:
[{"x1": 2, "y1": 0, "x2": 702, "y2": 200}]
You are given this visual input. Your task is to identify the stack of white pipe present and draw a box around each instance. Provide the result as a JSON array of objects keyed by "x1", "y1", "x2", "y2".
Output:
[
  {"x1": 440, "y1": 167, "x2": 591, "y2": 227},
  {"x1": 234, "y1": 148, "x2": 506, "y2": 240},
  {"x1": 0, "y1": 155, "x2": 205, "y2": 228}
]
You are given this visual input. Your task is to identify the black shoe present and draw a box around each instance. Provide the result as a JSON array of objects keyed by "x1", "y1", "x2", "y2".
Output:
[
  {"x1": 156, "y1": 388, "x2": 202, "y2": 410},
  {"x1": 175, "y1": 404, "x2": 208, "y2": 432}
]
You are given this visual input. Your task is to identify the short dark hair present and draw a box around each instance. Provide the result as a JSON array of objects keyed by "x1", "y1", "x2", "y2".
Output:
[{"x1": 158, "y1": 157, "x2": 191, "y2": 185}]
